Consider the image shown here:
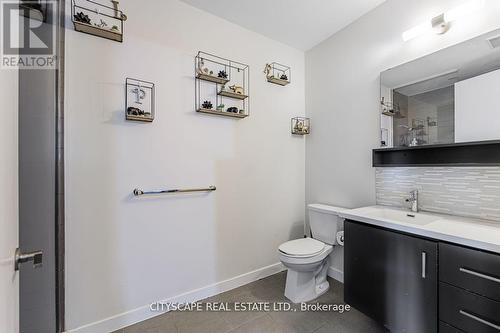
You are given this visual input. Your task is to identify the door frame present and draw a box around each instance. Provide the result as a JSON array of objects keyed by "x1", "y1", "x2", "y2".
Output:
[{"x1": 55, "y1": 0, "x2": 65, "y2": 331}]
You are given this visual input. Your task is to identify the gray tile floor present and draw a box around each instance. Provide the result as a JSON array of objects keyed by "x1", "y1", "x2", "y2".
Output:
[{"x1": 114, "y1": 272, "x2": 385, "y2": 333}]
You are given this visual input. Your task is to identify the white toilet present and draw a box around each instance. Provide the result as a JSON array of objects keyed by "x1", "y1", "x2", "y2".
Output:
[{"x1": 278, "y1": 204, "x2": 345, "y2": 303}]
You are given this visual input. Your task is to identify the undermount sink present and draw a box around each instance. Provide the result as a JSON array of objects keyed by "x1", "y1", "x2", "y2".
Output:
[{"x1": 356, "y1": 207, "x2": 442, "y2": 226}]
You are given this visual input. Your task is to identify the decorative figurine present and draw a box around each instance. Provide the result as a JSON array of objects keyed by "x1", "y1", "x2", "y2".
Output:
[
  {"x1": 131, "y1": 84, "x2": 146, "y2": 104},
  {"x1": 197, "y1": 59, "x2": 204, "y2": 74},
  {"x1": 218, "y1": 70, "x2": 228, "y2": 79},
  {"x1": 216, "y1": 104, "x2": 225, "y2": 111},
  {"x1": 198, "y1": 59, "x2": 213, "y2": 76},
  {"x1": 227, "y1": 107, "x2": 238, "y2": 113},
  {"x1": 280, "y1": 74, "x2": 288, "y2": 81},
  {"x1": 202, "y1": 100, "x2": 213, "y2": 109},
  {"x1": 95, "y1": 19, "x2": 108, "y2": 28},
  {"x1": 202, "y1": 66, "x2": 213, "y2": 75},
  {"x1": 264, "y1": 63, "x2": 273, "y2": 78},
  {"x1": 74, "y1": 11, "x2": 91, "y2": 24},
  {"x1": 229, "y1": 85, "x2": 244, "y2": 95},
  {"x1": 127, "y1": 106, "x2": 145, "y2": 116},
  {"x1": 111, "y1": 0, "x2": 127, "y2": 21},
  {"x1": 295, "y1": 120, "x2": 304, "y2": 132}
]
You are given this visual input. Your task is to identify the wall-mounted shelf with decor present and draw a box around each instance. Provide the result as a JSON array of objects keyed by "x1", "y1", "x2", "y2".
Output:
[
  {"x1": 72, "y1": 0, "x2": 127, "y2": 42},
  {"x1": 196, "y1": 73, "x2": 230, "y2": 85},
  {"x1": 291, "y1": 117, "x2": 310, "y2": 135},
  {"x1": 373, "y1": 140, "x2": 500, "y2": 167},
  {"x1": 195, "y1": 51, "x2": 250, "y2": 119},
  {"x1": 125, "y1": 78, "x2": 155, "y2": 122},
  {"x1": 218, "y1": 90, "x2": 248, "y2": 100},
  {"x1": 264, "y1": 62, "x2": 291, "y2": 86},
  {"x1": 197, "y1": 108, "x2": 248, "y2": 119},
  {"x1": 72, "y1": 21, "x2": 122, "y2": 42}
]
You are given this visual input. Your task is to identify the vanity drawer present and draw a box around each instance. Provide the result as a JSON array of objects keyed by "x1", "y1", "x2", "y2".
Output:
[
  {"x1": 440, "y1": 283, "x2": 500, "y2": 333},
  {"x1": 439, "y1": 322, "x2": 464, "y2": 333},
  {"x1": 439, "y1": 243, "x2": 500, "y2": 302}
]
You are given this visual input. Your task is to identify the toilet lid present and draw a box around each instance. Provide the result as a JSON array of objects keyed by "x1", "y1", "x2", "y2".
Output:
[{"x1": 279, "y1": 238, "x2": 325, "y2": 257}]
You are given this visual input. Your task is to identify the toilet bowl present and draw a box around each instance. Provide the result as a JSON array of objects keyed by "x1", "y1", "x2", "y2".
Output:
[{"x1": 278, "y1": 204, "x2": 345, "y2": 303}]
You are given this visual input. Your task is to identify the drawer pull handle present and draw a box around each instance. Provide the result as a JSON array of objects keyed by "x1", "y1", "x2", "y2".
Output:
[
  {"x1": 459, "y1": 310, "x2": 500, "y2": 331},
  {"x1": 421, "y1": 252, "x2": 426, "y2": 279},
  {"x1": 459, "y1": 267, "x2": 500, "y2": 284}
]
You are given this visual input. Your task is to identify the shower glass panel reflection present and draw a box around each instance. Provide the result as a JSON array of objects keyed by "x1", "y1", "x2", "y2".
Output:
[{"x1": 391, "y1": 86, "x2": 455, "y2": 147}]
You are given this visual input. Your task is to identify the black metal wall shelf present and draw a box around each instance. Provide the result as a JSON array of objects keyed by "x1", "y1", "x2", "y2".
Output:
[
  {"x1": 195, "y1": 51, "x2": 250, "y2": 119},
  {"x1": 373, "y1": 140, "x2": 500, "y2": 167},
  {"x1": 264, "y1": 62, "x2": 291, "y2": 86}
]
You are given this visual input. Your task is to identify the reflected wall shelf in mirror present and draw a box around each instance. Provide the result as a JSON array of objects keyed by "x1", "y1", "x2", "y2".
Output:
[{"x1": 373, "y1": 140, "x2": 500, "y2": 167}]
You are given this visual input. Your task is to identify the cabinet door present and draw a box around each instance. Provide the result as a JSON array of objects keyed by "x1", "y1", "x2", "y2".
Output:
[{"x1": 344, "y1": 220, "x2": 438, "y2": 333}]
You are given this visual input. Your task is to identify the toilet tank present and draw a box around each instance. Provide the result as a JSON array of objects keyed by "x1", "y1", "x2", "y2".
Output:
[{"x1": 308, "y1": 204, "x2": 346, "y2": 245}]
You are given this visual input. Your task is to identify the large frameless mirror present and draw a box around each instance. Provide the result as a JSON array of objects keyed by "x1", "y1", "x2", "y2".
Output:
[{"x1": 380, "y1": 28, "x2": 500, "y2": 148}]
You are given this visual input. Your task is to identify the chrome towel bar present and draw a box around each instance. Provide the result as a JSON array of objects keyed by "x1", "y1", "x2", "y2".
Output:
[{"x1": 133, "y1": 186, "x2": 216, "y2": 196}]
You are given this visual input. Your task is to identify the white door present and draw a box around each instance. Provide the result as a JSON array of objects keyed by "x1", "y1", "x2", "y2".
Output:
[{"x1": 0, "y1": 68, "x2": 19, "y2": 333}]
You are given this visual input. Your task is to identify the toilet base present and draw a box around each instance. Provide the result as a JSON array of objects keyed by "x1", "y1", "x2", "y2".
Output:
[
  {"x1": 315, "y1": 280, "x2": 330, "y2": 298},
  {"x1": 283, "y1": 258, "x2": 330, "y2": 303}
]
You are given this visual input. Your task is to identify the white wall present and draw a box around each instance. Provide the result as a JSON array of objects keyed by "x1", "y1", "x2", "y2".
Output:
[
  {"x1": 456, "y1": 68, "x2": 500, "y2": 142},
  {"x1": 0, "y1": 68, "x2": 19, "y2": 333},
  {"x1": 64, "y1": 1, "x2": 305, "y2": 332},
  {"x1": 306, "y1": 0, "x2": 500, "y2": 280}
]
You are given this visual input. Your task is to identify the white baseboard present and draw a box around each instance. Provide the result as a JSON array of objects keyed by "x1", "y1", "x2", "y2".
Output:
[
  {"x1": 328, "y1": 266, "x2": 344, "y2": 283},
  {"x1": 66, "y1": 262, "x2": 285, "y2": 333}
]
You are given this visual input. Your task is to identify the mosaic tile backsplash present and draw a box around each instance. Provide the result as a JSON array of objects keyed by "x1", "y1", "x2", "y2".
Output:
[{"x1": 375, "y1": 167, "x2": 500, "y2": 222}]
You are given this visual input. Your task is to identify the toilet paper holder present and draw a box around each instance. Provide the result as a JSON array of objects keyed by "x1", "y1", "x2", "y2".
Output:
[{"x1": 336, "y1": 231, "x2": 345, "y2": 246}]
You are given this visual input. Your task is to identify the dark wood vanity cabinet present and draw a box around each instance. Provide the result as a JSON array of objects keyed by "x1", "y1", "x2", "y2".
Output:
[
  {"x1": 439, "y1": 243, "x2": 500, "y2": 303},
  {"x1": 344, "y1": 220, "x2": 438, "y2": 333},
  {"x1": 345, "y1": 220, "x2": 500, "y2": 333},
  {"x1": 439, "y1": 243, "x2": 500, "y2": 333}
]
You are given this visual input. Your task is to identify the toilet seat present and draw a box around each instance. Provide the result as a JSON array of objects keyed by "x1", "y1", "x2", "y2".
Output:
[{"x1": 279, "y1": 238, "x2": 326, "y2": 258}]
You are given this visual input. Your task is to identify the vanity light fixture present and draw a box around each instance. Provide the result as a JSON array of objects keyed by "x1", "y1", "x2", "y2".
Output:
[{"x1": 402, "y1": 0, "x2": 484, "y2": 42}]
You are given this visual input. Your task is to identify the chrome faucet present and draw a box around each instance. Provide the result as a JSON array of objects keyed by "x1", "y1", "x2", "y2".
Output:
[{"x1": 405, "y1": 190, "x2": 418, "y2": 212}]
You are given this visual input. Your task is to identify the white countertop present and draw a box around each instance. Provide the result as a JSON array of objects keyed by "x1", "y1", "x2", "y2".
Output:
[{"x1": 339, "y1": 206, "x2": 500, "y2": 254}]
